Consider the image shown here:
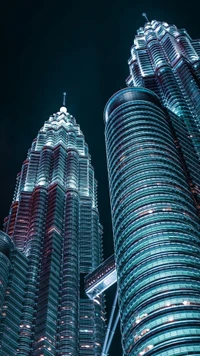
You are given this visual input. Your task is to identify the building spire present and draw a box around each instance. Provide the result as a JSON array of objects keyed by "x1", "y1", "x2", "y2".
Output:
[
  {"x1": 142, "y1": 12, "x2": 149, "y2": 22},
  {"x1": 60, "y1": 92, "x2": 67, "y2": 113},
  {"x1": 63, "y1": 92, "x2": 66, "y2": 106}
]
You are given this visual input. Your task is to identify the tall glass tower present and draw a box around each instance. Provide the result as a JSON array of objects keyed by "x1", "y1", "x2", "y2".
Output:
[
  {"x1": 104, "y1": 20, "x2": 200, "y2": 355},
  {"x1": 0, "y1": 104, "x2": 105, "y2": 355}
]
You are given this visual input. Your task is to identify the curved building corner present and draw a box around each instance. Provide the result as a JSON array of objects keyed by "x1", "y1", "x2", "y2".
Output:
[{"x1": 104, "y1": 86, "x2": 200, "y2": 355}]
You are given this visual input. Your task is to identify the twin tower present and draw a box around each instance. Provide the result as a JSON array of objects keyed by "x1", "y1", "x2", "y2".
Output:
[{"x1": 1, "y1": 19, "x2": 200, "y2": 356}]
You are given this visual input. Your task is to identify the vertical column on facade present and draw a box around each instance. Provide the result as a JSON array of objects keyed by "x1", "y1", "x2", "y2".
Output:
[
  {"x1": 0, "y1": 232, "x2": 28, "y2": 355},
  {"x1": 37, "y1": 147, "x2": 53, "y2": 187},
  {"x1": 0, "y1": 232, "x2": 12, "y2": 343},
  {"x1": 52, "y1": 146, "x2": 66, "y2": 187},
  {"x1": 156, "y1": 64, "x2": 200, "y2": 170},
  {"x1": 3, "y1": 157, "x2": 32, "y2": 251},
  {"x1": 3, "y1": 250, "x2": 28, "y2": 355},
  {"x1": 79, "y1": 157, "x2": 89, "y2": 196},
  {"x1": 146, "y1": 39, "x2": 167, "y2": 97},
  {"x1": 143, "y1": 39, "x2": 163, "y2": 97},
  {"x1": 157, "y1": 65, "x2": 184, "y2": 113},
  {"x1": 66, "y1": 149, "x2": 79, "y2": 189},
  {"x1": 68, "y1": 131, "x2": 76, "y2": 149},
  {"x1": 78, "y1": 201, "x2": 105, "y2": 356},
  {"x1": 45, "y1": 129, "x2": 55, "y2": 147},
  {"x1": 192, "y1": 38, "x2": 200, "y2": 58},
  {"x1": 35, "y1": 131, "x2": 46, "y2": 151},
  {"x1": 79, "y1": 199, "x2": 92, "y2": 273},
  {"x1": 18, "y1": 187, "x2": 48, "y2": 355},
  {"x1": 79, "y1": 197, "x2": 97, "y2": 355},
  {"x1": 78, "y1": 149, "x2": 105, "y2": 355},
  {"x1": 91, "y1": 209, "x2": 102, "y2": 269},
  {"x1": 92, "y1": 210, "x2": 105, "y2": 355},
  {"x1": 89, "y1": 167, "x2": 95, "y2": 208},
  {"x1": 56, "y1": 189, "x2": 79, "y2": 355},
  {"x1": 32, "y1": 184, "x2": 65, "y2": 355},
  {"x1": 136, "y1": 49, "x2": 154, "y2": 78},
  {"x1": 3, "y1": 201, "x2": 18, "y2": 237},
  {"x1": 76, "y1": 134, "x2": 85, "y2": 155},
  {"x1": 147, "y1": 40, "x2": 167, "y2": 69},
  {"x1": 56, "y1": 127, "x2": 67, "y2": 147},
  {"x1": 11, "y1": 192, "x2": 32, "y2": 251},
  {"x1": 12, "y1": 172, "x2": 21, "y2": 202},
  {"x1": 174, "y1": 59, "x2": 200, "y2": 118},
  {"x1": 79, "y1": 197, "x2": 94, "y2": 355},
  {"x1": 161, "y1": 33, "x2": 180, "y2": 64},
  {"x1": 177, "y1": 35, "x2": 199, "y2": 63},
  {"x1": 104, "y1": 88, "x2": 200, "y2": 355},
  {"x1": 24, "y1": 151, "x2": 40, "y2": 192},
  {"x1": 191, "y1": 60, "x2": 200, "y2": 83},
  {"x1": 15, "y1": 159, "x2": 29, "y2": 200},
  {"x1": 3, "y1": 175, "x2": 21, "y2": 244},
  {"x1": 128, "y1": 60, "x2": 143, "y2": 87},
  {"x1": 168, "y1": 110, "x2": 200, "y2": 182}
]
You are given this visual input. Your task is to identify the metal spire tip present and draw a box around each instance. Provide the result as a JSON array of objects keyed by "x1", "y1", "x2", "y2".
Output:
[
  {"x1": 63, "y1": 92, "x2": 66, "y2": 106},
  {"x1": 142, "y1": 12, "x2": 149, "y2": 22}
]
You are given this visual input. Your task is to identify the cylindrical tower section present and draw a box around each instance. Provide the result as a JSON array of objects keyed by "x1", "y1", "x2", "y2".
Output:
[{"x1": 104, "y1": 87, "x2": 200, "y2": 355}]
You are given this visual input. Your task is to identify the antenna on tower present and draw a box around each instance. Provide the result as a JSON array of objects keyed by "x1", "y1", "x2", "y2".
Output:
[
  {"x1": 142, "y1": 13, "x2": 149, "y2": 22},
  {"x1": 63, "y1": 92, "x2": 66, "y2": 106}
]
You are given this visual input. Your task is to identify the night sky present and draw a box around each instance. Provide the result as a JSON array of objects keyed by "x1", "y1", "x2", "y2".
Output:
[{"x1": 1, "y1": 0, "x2": 200, "y2": 354}]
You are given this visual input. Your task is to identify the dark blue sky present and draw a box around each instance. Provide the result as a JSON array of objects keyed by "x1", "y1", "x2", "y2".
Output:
[{"x1": 1, "y1": 0, "x2": 200, "y2": 354}]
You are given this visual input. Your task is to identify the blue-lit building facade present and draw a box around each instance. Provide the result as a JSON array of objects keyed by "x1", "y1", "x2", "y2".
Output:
[
  {"x1": 104, "y1": 21, "x2": 200, "y2": 355},
  {"x1": 0, "y1": 105, "x2": 105, "y2": 355}
]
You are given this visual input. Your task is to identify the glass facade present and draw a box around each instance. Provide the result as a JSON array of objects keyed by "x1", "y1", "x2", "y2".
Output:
[
  {"x1": 0, "y1": 106, "x2": 105, "y2": 355},
  {"x1": 104, "y1": 20, "x2": 200, "y2": 356}
]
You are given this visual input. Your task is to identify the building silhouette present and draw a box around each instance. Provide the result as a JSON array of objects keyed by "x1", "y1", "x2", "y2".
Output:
[
  {"x1": 0, "y1": 104, "x2": 105, "y2": 355},
  {"x1": 104, "y1": 20, "x2": 200, "y2": 355}
]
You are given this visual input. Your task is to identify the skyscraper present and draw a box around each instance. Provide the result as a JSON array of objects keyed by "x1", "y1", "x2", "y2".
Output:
[
  {"x1": 104, "y1": 20, "x2": 200, "y2": 355},
  {"x1": 0, "y1": 103, "x2": 105, "y2": 355}
]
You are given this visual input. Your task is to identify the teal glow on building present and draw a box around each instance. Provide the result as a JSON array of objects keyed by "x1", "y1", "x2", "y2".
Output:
[
  {"x1": 0, "y1": 104, "x2": 105, "y2": 355},
  {"x1": 104, "y1": 20, "x2": 200, "y2": 355}
]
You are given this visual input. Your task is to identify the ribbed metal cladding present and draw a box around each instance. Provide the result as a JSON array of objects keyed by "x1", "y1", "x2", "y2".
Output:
[{"x1": 104, "y1": 87, "x2": 200, "y2": 355}]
